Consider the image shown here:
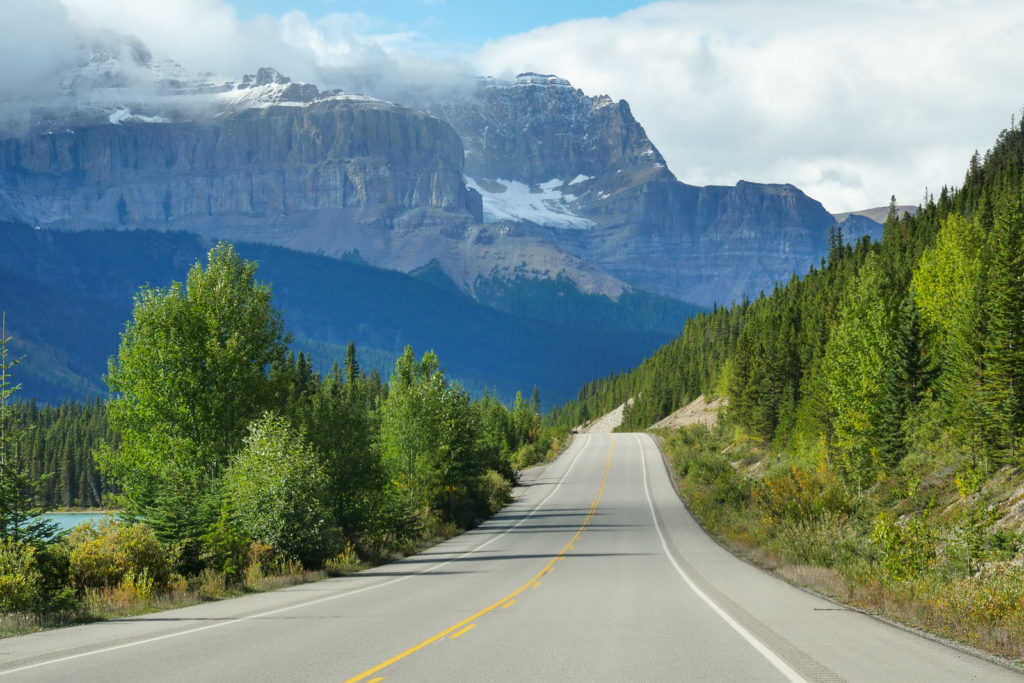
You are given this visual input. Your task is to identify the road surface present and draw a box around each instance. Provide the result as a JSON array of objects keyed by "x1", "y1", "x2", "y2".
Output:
[{"x1": 0, "y1": 434, "x2": 1019, "y2": 681}]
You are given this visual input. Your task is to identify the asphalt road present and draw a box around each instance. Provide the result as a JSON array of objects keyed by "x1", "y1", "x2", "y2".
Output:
[{"x1": 1, "y1": 433, "x2": 1020, "y2": 681}]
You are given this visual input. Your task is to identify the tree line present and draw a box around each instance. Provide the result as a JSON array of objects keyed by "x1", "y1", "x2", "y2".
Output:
[
  {"x1": 551, "y1": 113, "x2": 1024, "y2": 488},
  {"x1": 2, "y1": 244, "x2": 557, "y2": 613}
]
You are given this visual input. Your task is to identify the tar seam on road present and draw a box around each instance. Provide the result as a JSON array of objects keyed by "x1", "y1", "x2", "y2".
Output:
[
  {"x1": 635, "y1": 434, "x2": 808, "y2": 683},
  {"x1": 0, "y1": 436, "x2": 596, "y2": 679},
  {"x1": 342, "y1": 436, "x2": 616, "y2": 683}
]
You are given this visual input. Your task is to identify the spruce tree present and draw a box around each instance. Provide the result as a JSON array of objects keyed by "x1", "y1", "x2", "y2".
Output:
[
  {"x1": 0, "y1": 313, "x2": 58, "y2": 545},
  {"x1": 981, "y1": 199, "x2": 1024, "y2": 462}
]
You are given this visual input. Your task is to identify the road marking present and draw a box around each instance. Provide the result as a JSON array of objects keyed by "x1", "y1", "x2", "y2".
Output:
[
  {"x1": 343, "y1": 437, "x2": 615, "y2": 683},
  {"x1": 450, "y1": 625, "x2": 476, "y2": 639},
  {"x1": 635, "y1": 434, "x2": 808, "y2": 683},
  {"x1": 367, "y1": 678, "x2": 385, "y2": 683},
  {"x1": 501, "y1": 600, "x2": 516, "y2": 608},
  {"x1": 0, "y1": 436, "x2": 597, "y2": 679}
]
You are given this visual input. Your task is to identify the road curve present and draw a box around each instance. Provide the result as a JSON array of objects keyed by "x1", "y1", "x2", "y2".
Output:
[{"x1": 0, "y1": 434, "x2": 1019, "y2": 681}]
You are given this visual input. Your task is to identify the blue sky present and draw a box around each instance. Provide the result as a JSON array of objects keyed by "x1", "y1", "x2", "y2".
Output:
[{"x1": 232, "y1": 0, "x2": 648, "y2": 49}]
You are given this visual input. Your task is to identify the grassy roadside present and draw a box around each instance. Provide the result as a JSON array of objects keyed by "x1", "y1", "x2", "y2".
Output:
[{"x1": 651, "y1": 423, "x2": 1024, "y2": 667}]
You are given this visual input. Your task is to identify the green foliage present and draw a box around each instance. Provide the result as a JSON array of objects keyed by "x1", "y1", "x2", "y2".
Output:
[
  {"x1": 200, "y1": 509, "x2": 250, "y2": 584},
  {"x1": 752, "y1": 467, "x2": 852, "y2": 525},
  {"x1": 380, "y1": 348, "x2": 482, "y2": 518},
  {"x1": 64, "y1": 518, "x2": 172, "y2": 590},
  {"x1": 0, "y1": 538, "x2": 44, "y2": 612},
  {"x1": 979, "y1": 199, "x2": 1024, "y2": 462},
  {"x1": 224, "y1": 414, "x2": 335, "y2": 568},
  {"x1": 871, "y1": 511, "x2": 933, "y2": 581},
  {"x1": 0, "y1": 314, "x2": 58, "y2": 545},
  {"x1": 101, "y1": 243, "x2": 289, "y2": 565},
  {"x1": 822, "y1": 254, "x2": 894, "y2": 486}
]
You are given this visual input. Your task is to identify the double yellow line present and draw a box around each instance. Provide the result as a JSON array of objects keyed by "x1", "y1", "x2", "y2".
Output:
[{"x1": 344, "y1": 437, "x2": 615, "y2": 683}]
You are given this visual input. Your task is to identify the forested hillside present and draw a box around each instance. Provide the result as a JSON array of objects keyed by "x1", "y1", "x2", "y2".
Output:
[
  {"x1": 556, "y1": 117, "x2": 1024, "y2": 473},
  {"x1": 0, "y1": 226, "x2": 701, "y2": 406},
  {"x1": 549, "y1": 116, "x2": 1024, "y2": 658}
]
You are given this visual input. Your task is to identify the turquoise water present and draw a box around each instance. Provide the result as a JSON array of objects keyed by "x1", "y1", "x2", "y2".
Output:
[{"x1": 39, "y1": 512, "x2": 114, "y2": 531}]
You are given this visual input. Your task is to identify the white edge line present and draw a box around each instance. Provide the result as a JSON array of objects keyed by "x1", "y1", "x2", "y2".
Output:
[
  {"x1": 0, "y1": 435, "x2": 594, "y2": 678},
  {"x1": 635, "y1": 434, "x2": 807, "y2": 683}
]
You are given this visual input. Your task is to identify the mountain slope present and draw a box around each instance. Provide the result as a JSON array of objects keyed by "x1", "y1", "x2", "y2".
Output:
[{"x1": 0, "y1": 223, "x2": 698, "y2": 405}]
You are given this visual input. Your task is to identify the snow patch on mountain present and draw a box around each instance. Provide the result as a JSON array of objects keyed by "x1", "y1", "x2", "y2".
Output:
[
  {"x1": 466, "y1": 177, "x2": 596, "y2": 230},
  {"x1": 108, "y1": 108, "x2": 169, "y2": 124}
]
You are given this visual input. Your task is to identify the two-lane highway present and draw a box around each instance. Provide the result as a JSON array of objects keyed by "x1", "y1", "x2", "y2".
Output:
[{"x1": 0, "y1": 434, "x2": 1019, "y2": 681}]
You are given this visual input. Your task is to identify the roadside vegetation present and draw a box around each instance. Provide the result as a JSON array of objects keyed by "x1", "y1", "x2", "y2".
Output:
[
  {"x1": 659, "y1": 422, "x2": 1024, "y2": 661},
  {"x1": 0, "y1": 244, "x2": 568, "y2": 637},
  {"x1": 548, "y1": 116, "x2": 1024, "y2": 661}
]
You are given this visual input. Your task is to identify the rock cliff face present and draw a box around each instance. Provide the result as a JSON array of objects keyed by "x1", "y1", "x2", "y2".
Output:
[
  {"x1": 0, "y1": 97, "x2": 477, "y2": 248},
  {"x1": 0, "y1": 50, "x2": 862, "y2": 308},
  {"x1": 416, "y1": 74, "x2": 843, "y2": 305}
]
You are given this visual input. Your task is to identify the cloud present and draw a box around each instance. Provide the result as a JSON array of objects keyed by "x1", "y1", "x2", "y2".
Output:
[
  {"x1": 474, "y1": 0, "x2": 1024, "y2": 211},
  {"x1": 52, "y1": 0, "x2": 470, "y2": 97},
  {"x1": 2, "y1": 0, "x2": 1021, "y2": 211}
]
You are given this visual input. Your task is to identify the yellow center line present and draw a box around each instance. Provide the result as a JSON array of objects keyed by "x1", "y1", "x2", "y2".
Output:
[
  {"x1": 343, "y1": 437, "x2": 615, "y2": 683},
  {"x1": 450, "y1": 624, "x2": 476, "y2": 639},
  {"x1": 501, "y1": 599, "x2": 516, "y2": 608},
  {"x1": 367, "y1": 678, "x2": 385, "y2": 683}
]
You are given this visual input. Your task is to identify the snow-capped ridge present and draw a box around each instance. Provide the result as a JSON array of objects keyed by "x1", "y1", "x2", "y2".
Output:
[
  {"x1": 478, "y1": 73, "x2": 575, "y2": 91},
  {"x1": 216, "y1": 68, "x2": 387, "y2": 114}
]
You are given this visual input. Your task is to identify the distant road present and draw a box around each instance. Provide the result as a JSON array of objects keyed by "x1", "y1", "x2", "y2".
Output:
[{"x1": 1, "y1": 434, "x2": 1019, "y2": 681}]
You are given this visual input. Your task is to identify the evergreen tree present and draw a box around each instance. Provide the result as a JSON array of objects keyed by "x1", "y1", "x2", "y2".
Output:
[
  {"x1": 0, "y1": 313, "x2": 58, "y2": 545},
  {"x1": 877, "y1": 296, "x2": 926, "y2": 467},
  {"x1": 981, "y1": 200, "x2": 1024, "y2": 462}
]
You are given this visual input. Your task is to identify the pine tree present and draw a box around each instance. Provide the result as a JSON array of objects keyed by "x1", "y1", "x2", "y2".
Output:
[
  {"x1": 0, "y1": 313, "x2": 58, "y2": 545},
  {"x1": 877, "y1": 296, "x2": 926, "y2": 467},
  {"x1": 981, "y1": 200, "x2": 1024, "y2": 462}
]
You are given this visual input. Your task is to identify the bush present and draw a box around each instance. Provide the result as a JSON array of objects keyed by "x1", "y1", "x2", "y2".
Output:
[
  {"x1": 201, "y1": 509, "x2": 250, "y2": 584},
  {"x1": 752, "y1": 467, "x2": 852, "y2": 525},
  {"x1": 870, "y1": 511, "x2": 934, "y2": 581},
  {"x1": 674, "y1": 452, "x2": 749, "y2": 507},
  {"x1": 225, "y1": 414, "x2": 337, "y2": 568},
  {"x1": 65, "y1": 518, "x2": 173, "y2": 591},
  {"x1": 0, "y1": 539, "x2": 44, "y2": 612}
]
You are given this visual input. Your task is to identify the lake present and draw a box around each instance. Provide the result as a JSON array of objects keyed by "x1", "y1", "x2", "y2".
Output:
[{"x1": 39, "y1": 511, "x2": 114, "y2": 531}]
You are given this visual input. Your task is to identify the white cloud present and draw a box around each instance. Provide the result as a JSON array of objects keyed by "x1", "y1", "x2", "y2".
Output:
[
  {"x1": 475, "y1": 0, "x2": 1024, "y2": 211},
  {"x1": 2, "y1": 0, "x2": 1022, "y2": 212}
]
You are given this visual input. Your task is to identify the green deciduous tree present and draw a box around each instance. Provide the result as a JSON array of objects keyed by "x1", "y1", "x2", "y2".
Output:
[
  {"x1": 822, "y1": 255, "x2": 893, "y2": 486},
  {"x1": 224, "y1": 413, "x2": 334, "y2": 567},
  {"x1": 100, "y1": 243, "x2": 289, "y2": 564},
  {"x1": 379, "y1": 347, "x2": 484, "y2": 524}
]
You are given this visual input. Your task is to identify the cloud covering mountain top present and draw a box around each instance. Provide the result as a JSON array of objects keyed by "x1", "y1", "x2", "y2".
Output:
[{"x1": 3, "y1": 0, "x2": 1023, "y2": 212}]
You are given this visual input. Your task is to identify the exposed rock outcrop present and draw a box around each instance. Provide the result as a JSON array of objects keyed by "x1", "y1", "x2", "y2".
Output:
[{"x1": 409, "y1": 74, "x2": 849, "y2": 305}]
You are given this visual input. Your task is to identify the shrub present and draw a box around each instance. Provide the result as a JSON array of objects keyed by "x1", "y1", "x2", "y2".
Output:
[
  {"x1": 0, "y1": 539, "x2": 44, "y2": 612},
  {"x1": 224, "y1": 414, "x2": 336, "y2": 568},
  {"x1": 65, "y1": 518, "x2": 173, "y2": 591},
  {"x1": 674, "y1": 452, "x2": 749, "y2": 507},
  {"x1": 325, "y1": 543, "x2": 362, "y2": 576},
  {"x1": 201, "y1": 509, "x2": 250, "y2": 584},
  {"x1": 870, "y1": 511, "x2": 934, "y2": 581},
  {"x1": 752, "y1": 467, "x2": 851, "y2": 525}
]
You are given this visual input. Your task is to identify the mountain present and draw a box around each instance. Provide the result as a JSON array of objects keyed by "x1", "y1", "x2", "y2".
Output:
[
  {"x1": 0, "y1": 222, "x2": 700, "y2": 406},
  {"x1": 410, "y1": 73, "x2": 859, "y2": 305},
  {"x1": 0, "y1": 34, "x2": 874, "y2": 307},
  {"x1": 0, "y1": 34, "x2": 877, "y2": 402},
  {"x1": 831, "y1": 204, "x2": 918, "y2": 244}
]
